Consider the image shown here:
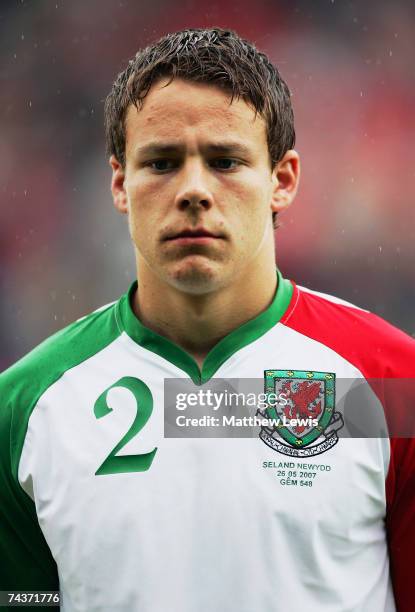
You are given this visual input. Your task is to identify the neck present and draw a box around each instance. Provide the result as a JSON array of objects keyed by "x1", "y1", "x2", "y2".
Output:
[{"x1": 133, "y1": 253, "x2": 278, "y2": 368}]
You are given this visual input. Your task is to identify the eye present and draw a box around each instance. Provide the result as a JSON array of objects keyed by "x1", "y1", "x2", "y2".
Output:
[
  {"x1": 211, "y1": 158, "x2": 240, "y2": 171},
  {"x1": 147, "y1": 159, "x2": 177, "y2": 172}
]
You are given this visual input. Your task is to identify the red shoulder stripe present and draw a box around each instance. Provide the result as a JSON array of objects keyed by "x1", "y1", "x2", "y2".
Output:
[{"x1": 282, "y1": 283, "x2": 415, "y2": 611}]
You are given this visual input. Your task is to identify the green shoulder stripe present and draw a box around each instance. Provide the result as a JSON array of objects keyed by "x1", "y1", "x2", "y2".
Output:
[{"x1": 0, "y1": 301, "x2": 121, "y2": 595}]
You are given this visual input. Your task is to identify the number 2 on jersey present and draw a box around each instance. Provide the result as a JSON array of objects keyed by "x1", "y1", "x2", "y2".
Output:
[{"x1": 93, "y1": 376, "x2": 157, "y2": 475}]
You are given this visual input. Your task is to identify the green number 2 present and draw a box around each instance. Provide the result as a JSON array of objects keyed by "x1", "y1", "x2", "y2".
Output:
[{"x1": 94, "y1": 376, "x2": 157, "y2": 475}]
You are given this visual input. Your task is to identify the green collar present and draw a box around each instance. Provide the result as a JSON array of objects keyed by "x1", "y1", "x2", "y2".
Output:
[{"x1": 117, "y1": 270, "x2": 293, "y2": 385}]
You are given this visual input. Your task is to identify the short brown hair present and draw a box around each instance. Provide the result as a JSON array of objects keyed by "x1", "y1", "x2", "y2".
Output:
[
  {"x1": 105, "y1": 28, "x2": 295, "y2": 166},
  {"x1": 104, "y1": 28, "x2": 296, "y2": 225}
]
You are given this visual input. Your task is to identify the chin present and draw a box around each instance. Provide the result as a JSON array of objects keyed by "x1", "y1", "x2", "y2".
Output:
[{"x1": 165, "y1": 258, "x2": 226, "y2": 295}]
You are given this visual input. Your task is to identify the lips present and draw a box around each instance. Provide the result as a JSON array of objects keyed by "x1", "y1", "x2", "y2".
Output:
[{"x1": 163, "y1": 228, "x2": 224, "y2": 241}]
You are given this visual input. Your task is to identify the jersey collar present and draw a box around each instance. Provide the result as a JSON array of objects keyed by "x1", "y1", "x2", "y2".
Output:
[{"x1": 117, "y1": 270, "x2": 293, "y2": 385}]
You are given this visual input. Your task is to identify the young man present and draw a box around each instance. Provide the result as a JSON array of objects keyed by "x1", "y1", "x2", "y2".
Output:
[{"x1": 1, "y1": 28, "x2": 414, "y2": 612}]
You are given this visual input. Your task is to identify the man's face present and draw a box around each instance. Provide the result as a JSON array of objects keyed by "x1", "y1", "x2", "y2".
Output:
[{"x1": 111, "y1": 78, "x2": 298, "y2": 294}]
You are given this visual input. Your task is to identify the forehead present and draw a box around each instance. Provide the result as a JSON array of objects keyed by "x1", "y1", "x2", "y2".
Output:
[{"x1": 124, "y1": 78, "x2": 267, "y2": 151}]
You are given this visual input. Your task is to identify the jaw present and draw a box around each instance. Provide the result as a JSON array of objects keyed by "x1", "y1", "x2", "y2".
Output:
[{"x1": 134, "y1": 220, "x2": 275, "y2": 296}]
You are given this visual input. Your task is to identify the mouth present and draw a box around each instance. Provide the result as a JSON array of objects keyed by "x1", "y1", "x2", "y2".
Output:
[{"x1": 162, "y1": 228, "x2": 225, "y2": 246}]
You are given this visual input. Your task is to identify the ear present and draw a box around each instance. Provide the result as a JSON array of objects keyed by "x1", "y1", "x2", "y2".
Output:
[
  {"x1": 110, "y1": 155, "x2": 128, "y2": 214},
  {"x1": 270, "y1": 150, "x2": 300, "y2": 214}
]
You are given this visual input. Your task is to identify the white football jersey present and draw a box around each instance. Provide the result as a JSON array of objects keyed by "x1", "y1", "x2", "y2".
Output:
[{"x1": 1, "y1": 271, "x2": 415, "y2": 612}]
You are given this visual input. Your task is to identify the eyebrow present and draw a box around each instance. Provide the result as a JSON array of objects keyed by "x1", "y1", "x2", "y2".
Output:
[{"x1": 134, "y1": 142, "x2": 253, "y2": 158}]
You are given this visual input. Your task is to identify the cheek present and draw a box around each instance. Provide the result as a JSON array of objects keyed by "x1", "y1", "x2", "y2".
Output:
[
  {"x1": 123, "y1": 186, "x2": 151, "y2": 251},
  {"x1": 125, "y1": 181, "x2": 158, "y2": 226},
  {"x1": 230, "y1": 177, "x2": 271, "y2": 227},
  {"x1": 229, "y1": 181, "x2": 272, "y2": 254}
]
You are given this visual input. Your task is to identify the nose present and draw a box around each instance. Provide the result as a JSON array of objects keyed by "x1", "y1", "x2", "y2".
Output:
[{"x1": 174, "y1": 160, "x2": 213, "y2": 211}]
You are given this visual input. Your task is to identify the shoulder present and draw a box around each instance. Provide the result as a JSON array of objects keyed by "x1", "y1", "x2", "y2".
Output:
[
  {"x1": 0, "y1": 299, "x2": 122, "y2": 415},
  {"x1": 282, "y1": 282, "x2": 415, "y2": 377}
]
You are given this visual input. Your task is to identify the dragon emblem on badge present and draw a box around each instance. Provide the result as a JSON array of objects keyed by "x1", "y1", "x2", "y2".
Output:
[{"x1": 258, "y1": 370, "x2": 344, "y2": 458}]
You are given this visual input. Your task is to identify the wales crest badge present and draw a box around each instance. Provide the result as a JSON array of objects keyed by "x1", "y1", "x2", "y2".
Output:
[{"x1": 258, "y1": 370, "x2": 344, "y2": 457}]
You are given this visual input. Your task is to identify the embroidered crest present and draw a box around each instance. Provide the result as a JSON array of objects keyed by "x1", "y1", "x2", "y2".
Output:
[{"x1": 258, "y1": 370, "x2": 343, "y2": 457}]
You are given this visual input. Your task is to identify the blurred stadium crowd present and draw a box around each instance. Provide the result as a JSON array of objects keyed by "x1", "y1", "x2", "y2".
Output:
[{"x1": 1, "y1": 0, "x2": 414, "y2": 369}]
